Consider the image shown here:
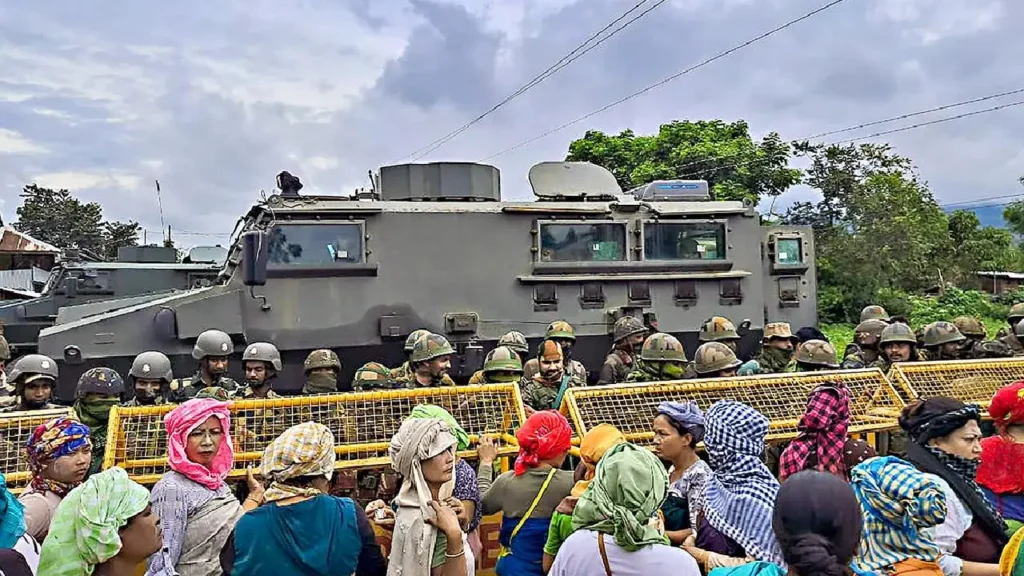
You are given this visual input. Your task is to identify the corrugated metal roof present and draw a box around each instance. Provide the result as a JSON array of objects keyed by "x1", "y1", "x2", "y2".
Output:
[
  {"x1": 0, "y1": 268, "x2": 48, "y2": 292},
  {"x1": 0, "y1": 226, "x2": 60, "y2": 253},
  {"x1": 977, "y1": 271, "x2": 1024, "y2": 280}
]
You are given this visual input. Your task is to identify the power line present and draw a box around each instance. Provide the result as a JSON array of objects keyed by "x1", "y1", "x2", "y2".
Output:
[
  {"x1": 393, "y1": 0, "x2": 665, "y2": 163},
  {"x1": 941, "y1": 193, "x2": 1024, "y2": 209},
  {"x1": 479, "y1": 0, "x2": 851, "y2": 162}
]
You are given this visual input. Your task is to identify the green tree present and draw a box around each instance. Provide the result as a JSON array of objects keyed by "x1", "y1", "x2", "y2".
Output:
[
  {"x1": 565, "y1": 120, "x2": 801, "y2": 202},
  {"x1": 14, "y1": 184, "x2": 140, "y2": 258},
  {"x1": 102, "y1": 221, "x2": 142, "y2": 259}
]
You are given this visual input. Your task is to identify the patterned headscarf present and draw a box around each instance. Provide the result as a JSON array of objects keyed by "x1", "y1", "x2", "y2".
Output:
[
  {"x1": 656, "y1": 401, "x2": 706, "y2": 442},
  {"x1": 261, "y1": 422, "x2": 336, "y2": 503},
  {"x1": 164, "y1": 398, "x2": 234, "y2": 490},
  {"x1": 515, "y1": 410, "x2": 573, "y2": 475},
  {"x1": 778, "y1": 385, "x2": 851, "y2": 481},
  {"x1": 25, "y1": 416, "x2": 92, "y2": 497},
  {"x1": 703, "y1": 400, "x2": 784, "y2": 566},
  {"x1": 0, "y1": 472, "x2": 26, "y2": 549},
  {"x1": 37, "y1": 467, "x2": 151, "y2": 576},
  {"x1": 850, "y1": 457, "x2": 946, "y2": 572},
  {"x1": 408, "y1": 404, "x2": 470, "y2": 451}
]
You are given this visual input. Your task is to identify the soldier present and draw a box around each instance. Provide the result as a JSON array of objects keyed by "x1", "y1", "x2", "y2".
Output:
[
  {"x1": 521, "y1": 339, "x2": 583, "y2": 412},
  {"x1": 468, "y1": 346, "x2": 524, "y2": 385},
  {"x1": 351, "y1": 362, "x2": 393, "y2": 391},
  {"x1": 496, "y1": 330, "x2": 530, "y2": 365},
  {"x1": 168, "y1": 329, "x2": 239, "y2": 402},
  {"x1": 920, "y1": 321, "x2": 966, "y2": 361},
  {"x1": 860, "y1": 305, "x2": 890, "y2": 323},
  {"x1": 522, "y1": 321, "x2": 587, "y2": 383},
  {"x1": 625, "y1": 333, "x2": 688, "y2": 382},
  {"x1": 240, "y1": 342, "x2": 283, "y2": 399},
  {"x1": 72, "y1": 367, "x2": 125, "y2": 477},
  {"x1": 792, "y1": 339, "x2": 840, "y2": 372},
  {"x1": 870, "y1": 322, "x2": 921, "y2": 372},
  {"x1": 692, "y1": 342, "x2": 742, "y2": 378},
  {"x1": 738, "y1": 322, "x2": 798, "y2": 375},
  {"x1": 841, "y1": 318, "x2": 888, "y2": 369},
  {"x1": 124, "y1": 351, "x2": 173, "y2": 406},
  {"x1": 0, "y1": 354, "x2": 61, "y2": 413},
  {"x1": 1000, "y1": 308, "x2": 1024, "y2": 355},
  {"x1": 996, "y1": 303, "x2": 1024, "y2": 340},
  {"x1": 698, "y1": 316, "x2": 741, "y2": 354},
  {"x1": 302, "y1": 349, "x2": 342, "y2": 394},
  {"x1": 0, "y1": 334, "x2": 11, "y2": 397},
  {"x1": 394, "y1": 333, "x2": 457, "y2": 388},
  {"x1": 953, "y1": 316, "x2": 1011, "y2": 359},
  {"x1": 390, "y1": 329, "x2": 432, "y2": 383},
  {"x1": 597, "y1": 316, "x2": 648, "y2": 385}
]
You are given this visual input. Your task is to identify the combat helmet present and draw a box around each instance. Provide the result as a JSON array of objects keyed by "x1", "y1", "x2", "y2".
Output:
[
  {"x1": 411, "y1": 334, "x2": 455, "y2": 363},
  {"x1": 698, "y1": 317, "x2": 739, "y2": 342},
  {"x1": 693, "y1": 342, "x2": 741, "y2": 375},
  {"x1": 6, "y1": 354, "x2": 58, "y2": 384},
  {"x1": 763, "y1": 322, "x2": 798, "y2": 343},
  {"x1": 0, "y1": 335, "x2": 9, "y2": 361},
  {"x1": 639, "y1": 333, "x2": 687, "y2": 363},
  {"x1": 353, "y1": 362, "x2": 392, "y2": 388},
  {"x1": 860, "y1": 305, "x2": 890, "y2": 323},
  {"x1": 192, "y1": 329, "x2": 233, "y2": 360},
  {"x1": 483, "y1": 346, "x2": 524, "y2": 374},
  {"x1": 544, "y1": 321, "x2": 576, "y2": 341},
  {"x1": 404, "y1": 329, "x2": 432, "y2": 353},
  {"x1": 952, "y1": 316, "x2": 986, "y2": 339},
  {"x1": 1010, "y1": 303, "x2": 1024, "y2": 324},
  {"x1": 304, "y1": 349, "x2": 341, "y2": 373},
  {"x1": 854, "y1": 318, "x2": 888, "y2": 342},
  {"x1": 879, "y1": 323, "x2": 917, "y2": 346},
  {"x1": 496, "y1": 331, "x2": 530, "y2": 354},
  {"x1": 242, "y1": 342, "x2": 283, "y2": 371},
  {"x1": 129, "y1": 351, "x2": 173, "y2": 383},
  {"x1": 793, "y1": 339, "x2": 839, "y2": 368},
  {"x1": 1014, "y1": 321, "x2": 1024, "y2": 339},
  {"x1": 612, "y1": 316, "x2": 647, "y2": 343},
  {"x1": 76, "y1": 367, "x2": 125, "y2": 397},
  {"x1": 922, "y1": 322, "x2": 966, "y2": 348}
]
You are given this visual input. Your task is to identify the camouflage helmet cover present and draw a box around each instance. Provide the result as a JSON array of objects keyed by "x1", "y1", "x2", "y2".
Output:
[
  {"x1": 353, "y1": 362, "x2": 391, "y2": 387},
  {"x1": 192, "y1": 329, "x2": 233, "y2": 360},
  {"x1": 0, "y1": 335, "x2": 9, "y2": 361},
  {"x1": 639, "y1": 333, "x2": 687, "y2": 363},
  {"x1": 794, "y1": 339, "x2": 839, "y2": 368},
  {"x1": 129, "y1": 351, "x2": 174, "y2": 383},
  {"x1": 304, "y1": 349, "x2": 341, "y2": 373},
  {"x1": 922, "y1": 321, "x2": 966, "y2": 347},
  {"x1": 854, "y1": 318, "x2": 889, "y2": 340},
  {"x1": 545, "y1": 321, "x2": 576, "y2": 341},
  {"x1": 483, "y1": 346, "x2": 524, "y2": 374},
  {"x1": 1010, "y1": 303, "x2": 1024, "y2": 322},
  {"x1": 410, "y1": 333, "x2": 455, "y2": 363},
  {"x1": 860, "y1": 305, "x2": 890, "y2": 323},
  {"x1": 76, "y1": 367, "x2": 125, "y2": 397},
  {"x1": 496, "y1": 331, "x2": 530, "y2": 354},
  {"x1": 242, "y1": 342, "x2": 283, "y2": 371},
  {"x1": 763, "y1": 322, "x2": 797, "y2": 342},
  {"x1": 612, "y1": 316, "x2": 647, "y2": 342},
  {"x1": 7, "y1": 354, "x2": 58, "y2": 383},
  {"x1": 698, "y1": 317, "x2": 739, "y2": 342},
  {"x1": 952, "y1": 316, "x2": 986, "y2": 338},
  {"x1": 404, "y1": 329, "x2": 432, "y2": 353},
  {"x1": 537, "y1": 339, "x2": 563, "y2": 362},
  {"x1": 879, "y1": 322, "x2": 918, "y2": 346},
  {"x1": 195, "y1": 386, "x2": 231, "y2": 401},
  {"x1": 693, "y1": 342, "x2": 741, "y2": 375}
]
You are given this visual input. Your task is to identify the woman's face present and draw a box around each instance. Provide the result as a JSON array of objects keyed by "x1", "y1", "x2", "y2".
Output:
[
  {"x1": 46, "y1": 444, "x2": 92, "y2": 484},
  {"x1": 421, "y1": 446, "x2": 455, "y2": 485},
  {"x1": 118, "y1": 505, "x2": 162, "y2": 561},
  {"x1": 653, "y1": 415, "x2": 691, "y2": 461},
  {"x1": 931, "y1": 420, "x2": 983, "y2": 461},
  {"x1": 185, "y1": 416, "x2": 223, "y2": 468}
]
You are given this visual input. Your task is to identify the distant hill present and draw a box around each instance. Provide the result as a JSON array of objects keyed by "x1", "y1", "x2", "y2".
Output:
[{"x1": 943, "y1": 204, "x2": 1010, "y2": 229}]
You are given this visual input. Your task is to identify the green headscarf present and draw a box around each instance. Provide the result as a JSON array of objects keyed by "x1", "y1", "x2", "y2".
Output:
[
  {"x1": 408, "y1": 404, "x2": 470, "y2": 451},
  {"x1": 38, "y1": 466, "x2": 151, "y2": 576},
  {"x1": 571, "y1": 442, "x2": 669, "y2": 552}
]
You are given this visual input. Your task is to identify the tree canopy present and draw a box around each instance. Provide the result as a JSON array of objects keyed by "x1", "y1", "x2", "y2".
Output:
[{"x1": 14, "y1": 184, "x2": 141, "y2": 259}]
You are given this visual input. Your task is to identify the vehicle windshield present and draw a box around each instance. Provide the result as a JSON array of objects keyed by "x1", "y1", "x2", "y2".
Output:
[
  {"x1": 538, "y1": 223, "x2": 626, "y2": 262},
  {"x1": 266, "y1": 223, "x2": 364, "y2": 266},
  {"x1": 644, "y1": 222, "x2": 726, "y2": 260}
]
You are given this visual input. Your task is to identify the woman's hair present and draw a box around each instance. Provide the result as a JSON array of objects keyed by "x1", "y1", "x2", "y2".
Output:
[
  {"x1": 660, "y1": 414, "x2": 699, "y2": 449},
  {"x1": 773, "y1": 471, "x2": 861, "y2": 576},
  {"x1": 282, "y1": 474, "x2": 328, "y2": 488}
]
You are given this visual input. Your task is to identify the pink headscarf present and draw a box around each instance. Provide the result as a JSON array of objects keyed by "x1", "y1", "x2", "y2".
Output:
[{"x1": 164, "y1": 398, "x2": 234, "y2": 490}]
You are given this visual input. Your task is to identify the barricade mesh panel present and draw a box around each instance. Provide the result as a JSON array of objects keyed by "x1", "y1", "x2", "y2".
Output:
[
  {"x1": 0, "y1": 408, "x2": 78, "y2": 491},
  {"x1": 888, "y1": 357, "x2": 1024, "y2": 414},
  {"x1": 561, "y1": 369, "x2": 902, "y2": 445},
  {"x1": 106, "y1": 385, "x2": 526, "y2": 484}
]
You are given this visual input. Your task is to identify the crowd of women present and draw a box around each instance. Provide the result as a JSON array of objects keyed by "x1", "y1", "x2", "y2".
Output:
[{"x1": 0, "y1": 376, "x2": 1023, "y2": 576}]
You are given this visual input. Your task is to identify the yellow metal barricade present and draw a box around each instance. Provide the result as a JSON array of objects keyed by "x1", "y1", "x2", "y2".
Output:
[
  {"x1": 560, "y1": 368, "x2": 903, "y2": 446},
  {"x1": 105, "y1": 384, "x2": 527, "y2": 485},
  {"x1": 0, "y1": 407, "x2": 78, "y2": 492},
  {"x1": 888, "y1": 357, "x2": 1024, "y2": 415}
]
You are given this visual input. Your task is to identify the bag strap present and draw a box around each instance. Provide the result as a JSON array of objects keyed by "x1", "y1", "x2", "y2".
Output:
[
  {"x1": 598, "y1": 534, "x2": 613, "y2": 576},
  {"x1": 509, "y1": 468, "x2": 558, "y2": 542},
  {"x1": 552, "y1": 373, "x2": 573, "y2": 410}
]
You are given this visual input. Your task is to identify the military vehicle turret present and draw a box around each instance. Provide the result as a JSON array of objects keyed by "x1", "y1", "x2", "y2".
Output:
[
  {"x1": 2, "y1": 245, "x2": 225, "y2": 358},
  {"x1": 38, "y1": 162, "x2": 816, "y2": 399}
]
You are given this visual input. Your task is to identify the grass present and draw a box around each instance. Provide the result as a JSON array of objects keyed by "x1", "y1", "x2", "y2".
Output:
[{"x1": 821, "y1": 317, "x2": 1008, "y2": 356}]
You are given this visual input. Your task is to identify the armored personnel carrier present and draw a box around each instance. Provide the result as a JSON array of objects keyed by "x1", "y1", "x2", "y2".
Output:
[{"x1": 38, "y1": 161, "x2": 816, "y2": 399}]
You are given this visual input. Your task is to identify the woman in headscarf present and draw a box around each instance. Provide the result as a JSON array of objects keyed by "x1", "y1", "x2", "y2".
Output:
[
  {"x1": 221, "y1": 421, "x2": 386, "y2": 576},
  {"x1": 146, "y1": 398, "x2": 261, "y2": 576},
  {"x1": 0, "y1": 472, "x2": 40, "y2": 576},
  {"x1": 543, "y1": 423, "x2": 626, "y2": 569},
  {"x1": 38, "y1": 466, "x2": 162, "y2": 576},
  {"x1": 653, "y1": 400, "x2": 712, "y2": 544},
  {"x1": 19, "y1": 416, "x2": 92, "y2": 542},
  {"x1": 850, "y1": 456, "x2": 948, "y2": 576},
  {"x1": 899, "y1": 398, "x2": 1007, "y2": 576},
  {"x1": 478, "y1": 410, "x2": 573, "y2": 576},
  {"x1": 387, "y1": 417, "x2": 471, "y2": 576},
  {"x1": 682, "y1": 400, "x2": 784, "y2": 571},
  {"x1": 978, "y1": 381, "x2": 1024, "y2": 535},
  {"x1": 548, "y1": 442, "x2": 699, "y2": 575}
]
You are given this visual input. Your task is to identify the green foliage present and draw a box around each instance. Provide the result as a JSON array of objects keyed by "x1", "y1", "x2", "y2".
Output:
[
  {"x1": 14, "y1": 184, "x2": 140, "y2": 259},
  {"x1": 907, "y1": 287, "x2": 1007, "y2": 326}
]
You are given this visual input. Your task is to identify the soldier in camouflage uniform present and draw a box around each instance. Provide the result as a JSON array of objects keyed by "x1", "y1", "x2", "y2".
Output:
[
  {"x1": 952, "y1": 316, "x2": 1011, "y2": 359},
  {"x1": 870, "y1": 322, "x2": 922, "y2": 372},
  {"x1": 390, "y1": 329, "x2": 432, "y2": 383},
  {"x1": 168, "y1": 329, "x2": 239, "y2": 402},
  {"x1": 996, "y1": 303, "x2": 1024, "y2": 340},
  {"x1": 738, "y1": 322, "x2": 798, "y2": 375},
  {"x1": 123, "y1": 351, "x2": 173, "y2": 406},
  {"x1": 999, "y1": 306, "x2": 1024, "y2": 356},
  {"x1": 792, "y1": 340, "x2": 840, "y2": 371},
  {"x1": 303, "y1": 349, "x2": 342, "y2": 394},
  {"x1": 522, "y1": 321, "x2": 587, "y2": 383},
  {"x1": 73, "y1": 367, "x2": 126, "y2": 477},
  {"x1": 625, "y1": 333, "x2": 688, "y2": 382},
  {"x1": 239, "y1": 342, "x2": 283, "y2": 399},
  {"x1": 468, "y1": 346, "x2": 524, "y2": 385},
  {"x1": 0, "y1": 354, "x2": 61, "y2": 413},
  {"x1": 496, "y1": 330, "x2": 530, "y2": 365},
  {"x1": 597, "y1": 316, "x2": 648, "y2": 385},
  {"x1": 692, "y1": 342, "x2": 743, "y2": 378},
  {"x1": 860, "y1": 305, "x2": 890, "y2": 323},
  {"x1": 920, "y1": 322, "x2": 966, "y2": 361},
  {"x1": 522, "y1": 340, "x2": 583, "y2": 412},
  {"x1": 841, "y1": 318, "x2": 888, "y2": 369},
  {"x1": 681, "y1": 317, "x2": 743, "y2": 378},
  {"x1": 351, "y1": 362, "x2": 393, "y2": 390},
  {"x1": 393, "y1": 333, "x2": 457, "y2": 388}
]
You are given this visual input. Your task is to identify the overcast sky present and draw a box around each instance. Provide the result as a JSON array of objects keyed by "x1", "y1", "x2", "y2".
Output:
[{"x1": 1, "y1": 0, "x2": 1021, "y2": 246}]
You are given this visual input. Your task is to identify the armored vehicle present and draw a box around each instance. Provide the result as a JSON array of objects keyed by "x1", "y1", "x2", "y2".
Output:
[
  {"x1": 38, "y1": 162, "x2": 816, "y2": 399},
  {"x1": 2, "y1": 245, "x2": 225, "y2": 358}
]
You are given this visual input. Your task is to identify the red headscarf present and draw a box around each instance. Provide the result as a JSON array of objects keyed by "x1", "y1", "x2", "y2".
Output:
[
  {"x1": 515, "y1": 410, "x2": 572, "y2": 475},
  {"x1": 978, "y1": 381, "x2": 1024, "y2": 494}
]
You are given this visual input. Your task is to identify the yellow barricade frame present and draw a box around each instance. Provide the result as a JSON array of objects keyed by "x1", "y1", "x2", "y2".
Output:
[
  {"x1": 560, "y1": 368, "x2": 904, "y2": 446},
  {"x1": 0, "y1": 407, "x2": 78, "y2": 492},
  {"x1": 104, "y1": 384, "x2": 528, "y2": 485},
  {"x1": 887, "y1": 357, "x2": 1024, "y2": 415}
]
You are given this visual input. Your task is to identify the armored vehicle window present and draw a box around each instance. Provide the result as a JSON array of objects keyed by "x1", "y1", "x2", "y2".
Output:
[
  {"x1": 643, "y1": 222, "x2": 726, "y2": 260},
  {"x1": 266, "y1": 223, "x2": 364, "y2": 267},
  {"x1": 538, "y1": 222, "x2": 627, "y2": 262},
  {"x1": 775, "y1": 237, "x2": 803, "y2": 264}
]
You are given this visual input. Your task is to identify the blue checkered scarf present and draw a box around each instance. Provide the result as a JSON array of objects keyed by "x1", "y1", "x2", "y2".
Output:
[{"x1": 704, "y1": 400, "x2": 784, "y2": 566}]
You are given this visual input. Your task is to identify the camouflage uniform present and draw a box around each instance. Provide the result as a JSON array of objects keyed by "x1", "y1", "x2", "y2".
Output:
[
  {"x1": 692, "y1": 342, "x2": 742, "y2": 378},
  {"x1": 1000, "y1": 319, "x2": 1024, "y2": 357},
  {"x1": 522, "y1": 321, "x2": 587, "y2": 383},
  {"x1": 469, "y1": 347, "x2": 523, "y2": 385},
  {"x1": 123, "y1": 350, "x2": 174, "y2": 407},
  {"x1": 234, "y1": 343, "x2": 286, "y2": 447},
  {"x1": 869, "y1": 323, "x2": 921, "y2": 373},
  {"x1": 238, "y1": 342, "x2": 284, "y2": 399},
  {"x1": 920, "y1": 322, "x2": 966, "y2": 361},
  {"x1": 392, "y1": 334, "x2": 457, "y2": 388},
  {"x1": 995, "y1": 303, "x2": 1024, "y2": 340},
  {"x1": 168, "y1": 329, "x2": 239, "y2": 402},
  {"x1": 0, "y1": 354, "x2": 61, "y2": 413},
  {"x1": 860, "y1": 305, "x2": 890, "y2": 323},
  {"x1": 302, "y1": 349, "x2": 342, "y2": 394},
  {"x1": 739, "y1": 322, "x2": 798, "y2": 375},
  {"x1": 522, "y1": 340, "x2": 583, "y2": 411},
  {"x1": 682, "y1": 317, "x2": 743, "y2": 378},
  {"x1": 951, "y1": 316, "x2": 1012, "y2": 359},
  {"x1": 598, "y1": 317, "x2": 648, "y2": 385},
  {"x1": 390, "y1": 362, "x2": 457, "y2": 387},
  {"x1": 73, "y1": 367, "x2": 126, "y2": 477},
  {"x1": 625, "y1": 333, "x2": 688, "y2": 383},
  {"x1": 841, "y1": 319, "x2": 888, "y2": 369}
]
